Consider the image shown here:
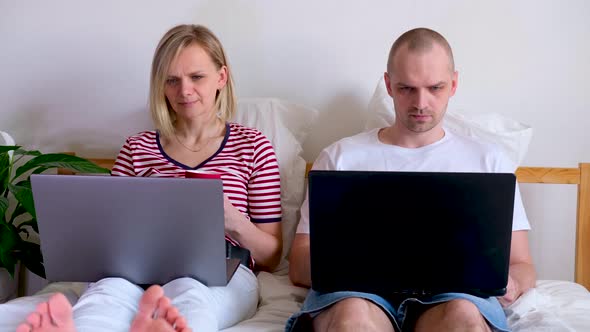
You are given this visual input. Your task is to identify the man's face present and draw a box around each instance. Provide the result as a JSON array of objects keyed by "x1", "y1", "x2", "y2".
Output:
[{"x1": 384, "y1": 44, "x2": 458, "y2": 135}]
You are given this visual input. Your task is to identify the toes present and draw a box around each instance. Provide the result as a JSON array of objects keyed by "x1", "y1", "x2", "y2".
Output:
[
  {"x1": 47, "y1": 293, "x2": 73, "y2": 326},
  {"x1": 138, "y1": 285, "x2": 164, "y2": 317},
  {"x1": 15, "y1": 323, "x2": 32, "y2": 332},
  {"x1": 131, "y1": 285, "x2": 167, "y2": 332},
  {"x1": 37, "y1": 302, "x2": 53, "y2": 328},
  {"x1": 26, "y1": 312, "x2": 42, "y2": 328},
  {"x1": 173, "y1": 316, "x2": 189, "y2": 331},
  {"x1": 164, "y1": 306, "x2": 179, "y2": 324},
  {"x1": 154, "y1": 296, "x2": 171, "y2": 319},
  {"x1": 132, "y1": 285, "x2": 191, "y2": 332}
]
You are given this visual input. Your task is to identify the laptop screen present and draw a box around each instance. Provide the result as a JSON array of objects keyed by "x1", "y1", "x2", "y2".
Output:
[
  {"x1": 308, "y1": 170, "x2": 515, "y2": 298},
  {"x1": 31, "y1": 174, "x2": 232, "y2": 286}
]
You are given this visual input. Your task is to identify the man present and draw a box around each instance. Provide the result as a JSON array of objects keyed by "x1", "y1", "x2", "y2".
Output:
[{"x1": 286, "y1": 28, "x2": 536, "y2": 332}]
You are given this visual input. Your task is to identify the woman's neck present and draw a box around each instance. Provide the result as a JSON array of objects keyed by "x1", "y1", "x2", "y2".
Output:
[{"x1": 174, "y1": 115, "x2": 225, "y2": 142}]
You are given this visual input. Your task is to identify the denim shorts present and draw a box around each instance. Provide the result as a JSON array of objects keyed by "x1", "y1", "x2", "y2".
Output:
[{"x1": 285, "y1": 289, "x2": 509, "y2": 332}]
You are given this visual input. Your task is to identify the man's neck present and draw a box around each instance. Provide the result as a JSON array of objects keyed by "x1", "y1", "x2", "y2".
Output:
[{"x1": 378, "y1": 125, "x2": 445, "y2": 148}]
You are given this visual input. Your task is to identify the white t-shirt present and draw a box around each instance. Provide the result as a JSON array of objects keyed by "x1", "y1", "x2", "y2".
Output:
[{"x1": 296, "y1": 128, "x2": 530, "y2": 233}]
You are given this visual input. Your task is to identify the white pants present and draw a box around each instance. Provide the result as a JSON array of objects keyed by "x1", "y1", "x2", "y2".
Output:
[{"x1": 0, "y1": 265, "x2": 258, "y2": 332}]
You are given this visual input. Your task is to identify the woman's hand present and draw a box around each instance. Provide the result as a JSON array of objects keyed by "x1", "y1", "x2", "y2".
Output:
[
  {"x1": 223, "y1": 195, "x2": 248, "y2": 233},
  {"x1": 222, "y1": 194, "x2": 282, "y2": 271}
]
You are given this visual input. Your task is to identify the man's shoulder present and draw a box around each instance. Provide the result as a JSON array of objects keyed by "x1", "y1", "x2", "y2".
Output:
[
  {"x1": 312, "y1": 128, "x2": 380, "y2": 170},
  {"x1": 324, "y1": 128, "x2": 380, "y2": 153},
  {"x1": 445, "y1": 129, "x2": 503, "y2": 155},
  {"x1": 444, "y1": 130, "x2": 515, "y2": 171}
]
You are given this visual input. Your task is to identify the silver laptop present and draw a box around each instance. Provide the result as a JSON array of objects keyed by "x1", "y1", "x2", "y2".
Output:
[{"x1": 30, "y1": 174, "x2": 240, "y2": 286}]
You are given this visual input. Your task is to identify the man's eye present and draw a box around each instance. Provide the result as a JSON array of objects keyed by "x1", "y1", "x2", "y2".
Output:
[
  {"x1": 191, "y1": 75, "x2": 203, "y2": 80},
  {"x1": 399, "y1": 87, "x2": 412, "y2": 92},
  {"x1": 430, "y1": 86, "x2": 442, "y2": 91}
]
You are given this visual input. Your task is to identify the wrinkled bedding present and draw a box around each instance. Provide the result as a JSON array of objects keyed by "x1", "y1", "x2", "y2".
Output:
[{"x1": 2, "y1": 273, "x2": 589, "y2": 332}]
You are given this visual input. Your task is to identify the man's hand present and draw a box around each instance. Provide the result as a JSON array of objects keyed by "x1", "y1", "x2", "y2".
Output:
[
  {"x1": 497, "y1": 274, "x2": 519, "y2": 307},
  {"x1": 501, "y1": 231, "x2": 536, "y2": 307}
]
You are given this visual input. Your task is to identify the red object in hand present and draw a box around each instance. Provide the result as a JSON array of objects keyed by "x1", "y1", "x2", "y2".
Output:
[{"x1": 184, "y1": 170, "x2": 222, "y2": 179}]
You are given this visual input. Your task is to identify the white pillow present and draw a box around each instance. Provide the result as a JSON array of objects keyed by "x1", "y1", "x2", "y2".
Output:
[
  {"x1": 232, "y1": 98, "x2": 318, "y2": 272},
  {"x1": 366, "y1": 77, "x2": 533, "y2": 166}
]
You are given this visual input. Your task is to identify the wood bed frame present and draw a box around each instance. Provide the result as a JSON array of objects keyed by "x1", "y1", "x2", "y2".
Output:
[{"x1": 60, "y1": 158, "x2": 590, "y2": 290}]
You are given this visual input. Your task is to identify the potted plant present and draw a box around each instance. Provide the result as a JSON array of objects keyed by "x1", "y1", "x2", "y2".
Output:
[{"x1": 1, "y1": 132, "x2": 110, "y2": 301}]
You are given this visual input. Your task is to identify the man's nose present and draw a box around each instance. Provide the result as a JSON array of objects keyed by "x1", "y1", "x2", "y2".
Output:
[{"x1": 413, "y1": 89, "x2": 429, "y2": 111}]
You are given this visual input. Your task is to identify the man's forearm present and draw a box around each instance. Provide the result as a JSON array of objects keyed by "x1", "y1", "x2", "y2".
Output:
[
  {"x1": 510, "y1": 262, "x2": 536, "y2": 297},
  {"x1": 289, "y1": 236, "x2": 312, "y2": 287}
]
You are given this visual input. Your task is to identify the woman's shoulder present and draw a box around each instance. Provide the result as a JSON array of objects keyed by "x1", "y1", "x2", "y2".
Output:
[
  {"x1": 121, "y1": 130, "x2": 160, "y2": 152},
  {"x1": 228, "y1": 122, "x2": 269, "y2": 141},
  {"x1": 127, "y1": 130, "x2": 158, "y2": 141},
  {"x1": 125, "y1": 130, "x2": 158, "y2": 143}
]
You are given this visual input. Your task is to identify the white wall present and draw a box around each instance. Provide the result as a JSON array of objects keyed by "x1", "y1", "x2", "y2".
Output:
[{"x1": 2, "y1": 0, "x2": 589, "y2": 286}]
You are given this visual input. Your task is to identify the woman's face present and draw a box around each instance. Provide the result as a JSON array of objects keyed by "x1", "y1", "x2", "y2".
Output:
[{"x1": 164, "y1": 44, "x2": 227, "y2": 121}]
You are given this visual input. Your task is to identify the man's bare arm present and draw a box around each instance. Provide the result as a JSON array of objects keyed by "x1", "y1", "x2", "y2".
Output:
[
  {"x1": 498, "y1": 230, "x2": 536, "y2": 306},
  {"x1": 289, "y1": 233, "x2": 312, "y2": 287}
]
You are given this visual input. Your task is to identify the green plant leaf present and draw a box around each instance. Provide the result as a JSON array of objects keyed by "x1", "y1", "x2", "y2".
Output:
[
  {"x1": 16, "y1": 241, "x2": 45, "y2": 279},
  {"x1": 0, "y1": 145, "x2": 20, "y2": 153},
  {"x1": 15, "y1": 154, "x2": 110, "y2": 179},
  {"x1": 8, "y1": 180, "x2": 36, "y2": 220},
  {"x1": 0, "y1": 196, "x2": 8, "y2": 221},
  {"x1": 17, "y1": 218, "x2": 39, "y2": 233},
  {"x1": 14, "y1": 148, "x2": 42, "y2": 157},
  {"x1": 1, "y1": 152, "x2": 10, "y2": 195},
  {"x1": 9, "y1": 203, "x2": 28, "y2": 225},
  {"x1": 0, "y1": 254, "x2": 16, "y2": 277},
  {"x1": 0, "y1": 223, "x2": 20, "y2": 277},
  {"x1": 31, "y1": 167, "x2": 50, "y2": 175},
  {"x1": 19, "y1": 227, "x2": 30, "y2": 238}
]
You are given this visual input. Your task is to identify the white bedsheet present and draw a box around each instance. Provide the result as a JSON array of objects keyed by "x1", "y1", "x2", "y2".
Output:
[{"x1": 1, "y1": 276, "x2": 589, "y2": 332}]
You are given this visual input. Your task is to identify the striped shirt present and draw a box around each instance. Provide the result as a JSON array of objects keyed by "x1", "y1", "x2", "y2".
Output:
[{"x1": 111, "y1": 123, "x2": 282, "y2": 267}]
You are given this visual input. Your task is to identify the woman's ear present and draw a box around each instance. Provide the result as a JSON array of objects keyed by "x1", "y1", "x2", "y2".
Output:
[{"x1": 217, "y1": 65, "x2": 228, "y2": 89}]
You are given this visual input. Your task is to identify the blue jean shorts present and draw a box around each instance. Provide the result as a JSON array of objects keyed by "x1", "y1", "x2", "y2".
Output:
[{"x1": 285, "y1": 290, "x2": 509, "y2": 332}]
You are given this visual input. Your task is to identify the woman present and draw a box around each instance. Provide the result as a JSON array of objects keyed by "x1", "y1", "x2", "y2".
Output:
[{"x1": 16, "y1": 24, "x2": 283, "y2": 332}]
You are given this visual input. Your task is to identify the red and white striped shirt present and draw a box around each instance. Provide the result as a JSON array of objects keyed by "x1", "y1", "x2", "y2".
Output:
[
  {"x1": 112, "y1": 122, "x2": 281, "y2": 222},
  {"x1": 111, "y1": 123, "x2": 282, "y2": 265}
]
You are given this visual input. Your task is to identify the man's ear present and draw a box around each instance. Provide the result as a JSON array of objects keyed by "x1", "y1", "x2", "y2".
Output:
[
  {"x1": 384, "y1": 72, "x2": 394, "y2": 98},
  {"x1": 450, "y1": 70, "x2": 458, "y2": 97}
]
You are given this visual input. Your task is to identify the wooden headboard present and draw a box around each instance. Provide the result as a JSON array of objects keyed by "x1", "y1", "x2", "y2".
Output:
[{"x1": 59, "y1": 157, "x2": 590, "y2": 290}]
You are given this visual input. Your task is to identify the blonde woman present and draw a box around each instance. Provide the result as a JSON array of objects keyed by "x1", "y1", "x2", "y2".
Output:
[{"x1": 15, "y1": 24, "x2": 282, "y2": 332}]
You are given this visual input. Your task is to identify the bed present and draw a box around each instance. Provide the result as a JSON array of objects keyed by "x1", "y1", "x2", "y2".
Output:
[{"x1": 1, "y1": 97, "x2": 590, "y2": 331}]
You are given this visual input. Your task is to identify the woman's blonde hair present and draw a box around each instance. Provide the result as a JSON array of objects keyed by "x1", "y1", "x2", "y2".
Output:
[{"x1": 149, "y1": 24, "x2": 237, "y2": 138}]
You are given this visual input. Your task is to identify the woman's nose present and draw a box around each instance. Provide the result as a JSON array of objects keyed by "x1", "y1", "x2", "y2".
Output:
[{"x1": 180, "y1": 78, "x2": 194, "y2": 96}]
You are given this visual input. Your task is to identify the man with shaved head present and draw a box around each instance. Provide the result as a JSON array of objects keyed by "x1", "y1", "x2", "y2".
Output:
[{"x1": 286, "y1": 28, "x2": 536, "y2": 332}]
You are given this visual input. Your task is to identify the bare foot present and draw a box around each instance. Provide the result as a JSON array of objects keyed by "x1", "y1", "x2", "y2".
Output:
[
  {"x1": 16, "y1": 293, "x2": 76, "y2": 332},
  {"x1": 130, "y1": 285, "x2": 192, "y2": 332}
]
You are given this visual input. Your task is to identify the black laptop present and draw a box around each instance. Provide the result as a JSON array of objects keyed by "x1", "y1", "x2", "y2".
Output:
[{"x1": 308, "y1": 170, "x2": 516, "y2": 298}]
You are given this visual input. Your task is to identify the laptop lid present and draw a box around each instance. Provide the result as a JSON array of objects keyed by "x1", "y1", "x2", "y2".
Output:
[
  {"x1": 30, "y1": 174, "x2": 240, "y2": 286},
  {"x1": 308, "y1": 170, "x2": 515, "y2": 298}
]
